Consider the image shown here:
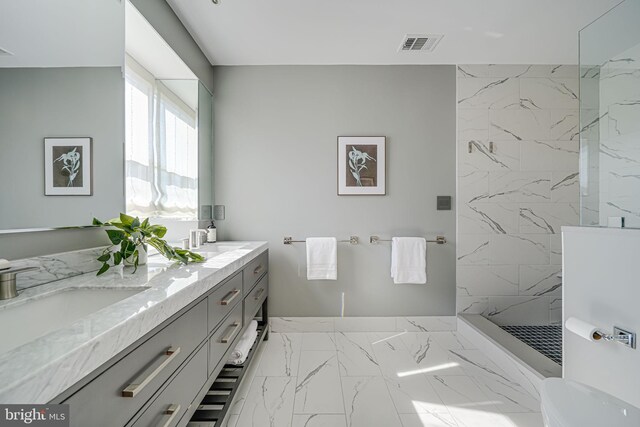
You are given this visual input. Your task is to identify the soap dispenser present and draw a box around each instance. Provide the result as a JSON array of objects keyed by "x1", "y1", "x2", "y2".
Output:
[{"x1": 207, "y1": 221, "x2": 217, "y2": 243}]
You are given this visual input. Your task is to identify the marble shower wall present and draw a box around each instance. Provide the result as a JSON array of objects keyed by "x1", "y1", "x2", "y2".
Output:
[
  {"x1": 596, "y1": 44, "x2": 640, "y2": 227},
  {"x1": 456, "y1": 64, "x2": 580, "y2": 325}
]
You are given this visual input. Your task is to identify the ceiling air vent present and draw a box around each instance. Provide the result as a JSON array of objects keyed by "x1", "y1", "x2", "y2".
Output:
[
  {"x1": 399, "y1": 34, "x2": 443, "y2": 52},
  {"x1": 0, "y1": 46, "x2": 14, "y2": 56}
]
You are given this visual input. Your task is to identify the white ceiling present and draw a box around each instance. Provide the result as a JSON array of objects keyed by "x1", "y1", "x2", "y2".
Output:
[
  {"x1": 167, "y1": 0, "x2": 622, "y2": 66},
  {"x1": 0, "y1": 0, "x2": 123, "y2": 68}
]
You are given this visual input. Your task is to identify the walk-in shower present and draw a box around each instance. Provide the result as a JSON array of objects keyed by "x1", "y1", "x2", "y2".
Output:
[{"x1": 458, "y1": 0, "x2": 640, "y2": 394}]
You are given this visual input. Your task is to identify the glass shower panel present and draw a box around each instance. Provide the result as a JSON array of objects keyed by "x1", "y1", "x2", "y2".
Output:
[{"x1": 579, "y1": 0, "x2": 640, "y2": 227}]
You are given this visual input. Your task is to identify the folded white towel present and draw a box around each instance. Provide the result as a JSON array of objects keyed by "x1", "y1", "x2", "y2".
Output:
[
  {"x1": 228, "y1": 320, "x2": 259, "y2": 365},
  {"x1": 306, "y1": 237, "x2": 337, "y2": 280},
  {"x1": 0, "y1": 259, "x2": 10, "y2": 270},
  {"x1": 391, "y1": 237, "x2": 427, "y2": 284},
  {"x1": 228, "y1": 331, "x2": 258, "y2": 365},
  {"x1": 231, "y1": 320, "x2": 258, "y2": 358}
]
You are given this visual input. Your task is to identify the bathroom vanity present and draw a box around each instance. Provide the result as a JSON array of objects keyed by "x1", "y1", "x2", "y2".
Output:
[{"x1": 0, "y1": 242, "x2": 268, "y2": 427}]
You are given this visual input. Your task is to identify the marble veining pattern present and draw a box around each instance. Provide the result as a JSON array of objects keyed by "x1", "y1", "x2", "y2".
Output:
[
  {"x1": 10, "y1": 247, "x2": 108, "y2": 290},
  {"x1": 457, "y1": 64, "x2": 579, "y2": 325},
  {"x1": 294, "y1": 351, "x2": 344, "y2": 413},
  {"x1": 228, "y1": 331, "x2": 543, "y2": 427},
  {"x1": 0, "y1": 241, "x2": 268, "y2": 403},
  {"x1": 590, "y1": 44, "x2": 640, "y2": 228},
  {"x1": 335, "y1": 332, "x2": 381, "y2": 376}
]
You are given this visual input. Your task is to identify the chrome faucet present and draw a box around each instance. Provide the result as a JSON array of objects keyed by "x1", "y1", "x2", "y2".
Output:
[{"x1": 0, "y1": 267, "x2": 38, "y2": 300}]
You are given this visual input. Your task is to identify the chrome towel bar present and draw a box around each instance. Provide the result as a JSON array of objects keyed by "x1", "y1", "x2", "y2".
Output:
[
  {"x1": 283, "y1": 236, "x2": 359, "y2": 245},
  {"x1": 369, "y1": 235, "x2": 446, "y2": 245}
]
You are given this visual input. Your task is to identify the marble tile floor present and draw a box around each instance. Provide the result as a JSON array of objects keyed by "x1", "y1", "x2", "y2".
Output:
[{"x1": 221, "y1": 331, "x2": 544, "y2": 427}]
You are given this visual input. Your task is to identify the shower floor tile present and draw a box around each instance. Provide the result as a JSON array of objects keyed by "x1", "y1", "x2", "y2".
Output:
[{"x1": 500, "y1": 325, "x2": 562, "y2": 365}]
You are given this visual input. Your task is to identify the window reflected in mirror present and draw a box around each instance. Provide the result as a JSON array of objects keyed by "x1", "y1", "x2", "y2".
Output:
[{"x1": 125, "y1": 57, "x2": 198, "y2": 219}]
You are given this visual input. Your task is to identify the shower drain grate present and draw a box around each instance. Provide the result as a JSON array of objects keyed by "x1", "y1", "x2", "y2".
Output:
[{"x1": 500, "y1": 325, "x2": 563, "y2": 365}]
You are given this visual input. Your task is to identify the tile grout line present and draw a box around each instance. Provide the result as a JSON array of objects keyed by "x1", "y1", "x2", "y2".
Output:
[
  {"x1": 333, "y1": 332, "x2": 351, "y2": 427},
  {"x1": 376, "y1": 330, "x2": 416, "y2": 426},
  {"x1": 289, "y1": 333, "x2": 303, "y2": 427},
  {"x1": 388, "y1": 331, "x2": 462, "y2": 426},
  {"x1": 293, "y1": 333, "x2": 347, "y2": 426}
]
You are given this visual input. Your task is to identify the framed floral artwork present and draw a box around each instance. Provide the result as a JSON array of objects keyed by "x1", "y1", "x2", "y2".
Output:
[
  {"x1": 44, "y1": 137, "x2": 92, "y2": 196},
  {"x1": 337, "y1": 136, "x2": 386, "y2": 195}
]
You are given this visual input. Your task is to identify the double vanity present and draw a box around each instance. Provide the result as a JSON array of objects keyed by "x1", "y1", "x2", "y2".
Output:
[{"x1": 0, "y1": 242, "x2": 269, "y2": 427}]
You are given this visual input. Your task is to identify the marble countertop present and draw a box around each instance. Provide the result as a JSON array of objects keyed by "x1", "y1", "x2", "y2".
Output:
[{"x1": 0, "y1": 241, "x2": 268, "y2": 403}]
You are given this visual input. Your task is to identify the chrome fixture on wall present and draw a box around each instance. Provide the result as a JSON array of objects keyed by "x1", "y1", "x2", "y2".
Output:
[
  {"x1": 369, "y1": 235, "x2": 447, "y2": 244},
  {"x1": 283, "y1": 236, "x2": 359, "y2": 245},
  {"x1": 594, "y1": 327, "x2": 636, "y2": 349}
]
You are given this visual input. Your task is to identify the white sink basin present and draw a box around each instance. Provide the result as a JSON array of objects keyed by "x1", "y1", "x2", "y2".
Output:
[{"x1": 0, "y1": 288, "x2": 145, "y2": 354}]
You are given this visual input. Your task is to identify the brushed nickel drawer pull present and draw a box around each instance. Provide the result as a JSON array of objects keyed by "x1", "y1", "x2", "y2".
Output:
[
  {"x1": 121, "y1": 347, "x2": 181, "y2": 397},
  {"x1": 220, "y1": 322, "x2": 240, "y2": 343},
  {"x1": 220, "y1": 289, "x2": 240, "y2": 306},
  {"x1": 253, "y1": 265, "x2": 263, "y2": 275},
  {"x1": 161, "y1": 404, "x2": 181, "y2": 427},
  {"x1": 254, "y1": 288, "x2": 265, "y2": 300}
]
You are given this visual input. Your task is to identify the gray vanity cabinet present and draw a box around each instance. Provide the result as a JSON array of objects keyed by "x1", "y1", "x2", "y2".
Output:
[
  {"x1": 243, "y1": 251, "x2": 268, "y2": 295},
  {"x1": 207, "y1": 272, "x2": 243, "y2": 332},
  {"x1": 63, "y1": 300, "x2": 208, "y2": 427},
  {"x1": 244, "y1": 274, "x2": 268, "y2": 326},
  {"x1": 59, "y1": 249, "x2": 269, "y2": 427},
  {"x1": 208, "y1": 303, "x2": 244, "y2": 376},
  {"x1": 130, "y1": 344, "x2": 208, "y2": 427}
]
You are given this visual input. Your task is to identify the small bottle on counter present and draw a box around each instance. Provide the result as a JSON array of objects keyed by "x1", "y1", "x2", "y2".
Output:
[{"x1": 207, "y1": 221, "x2": 217, "y2": 243}]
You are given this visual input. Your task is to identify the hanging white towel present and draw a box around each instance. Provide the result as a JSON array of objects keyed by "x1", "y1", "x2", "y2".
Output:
[
  {"x1": 306, "y1": 237, "x2": 338, "y2": 280},
  {"x1": 391, "y1": 237, "x2": 427, "y2": 284},
  {"x1": 228, "y1": 320, "x2": 259, "y2": 365}
]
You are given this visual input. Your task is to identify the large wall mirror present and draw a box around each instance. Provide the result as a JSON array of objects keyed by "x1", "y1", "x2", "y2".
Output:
[
  {"x1": 124, "y1": 0, "x2": 213, "y2": 223},
  {"x1": 0, "y1": 0, "x2": 125, "y2": 231},
  {"x1": 0, "y1": 0, "x2": 213, "y2": 233}
]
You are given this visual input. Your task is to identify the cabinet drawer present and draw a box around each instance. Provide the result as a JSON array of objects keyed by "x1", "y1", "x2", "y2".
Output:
[
  {"x1": 244, "y1": 274, "x2": 268, "y2": 326},
  {"x1": 243, "y1": 251, "x2": 268, "y2": 295},
  {"x1": 208, "y1": 303, "x2": 243, "y2": 376},
  {"x1": 208, "y1": 272, "x2": 242, "y2": 333},
  {"x1": 130, "y1": 344, "x2": 208, "y2": 427},
  {"x1": 65, "y1": 300, "x2": 207, "y2": 427}
]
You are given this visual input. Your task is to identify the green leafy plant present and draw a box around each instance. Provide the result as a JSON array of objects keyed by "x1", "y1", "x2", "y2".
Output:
[{"x1": 93, "y1": 213, "x2": 205, "y2": 276}]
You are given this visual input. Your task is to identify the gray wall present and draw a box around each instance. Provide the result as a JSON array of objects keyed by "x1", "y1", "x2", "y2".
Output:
[
  {"x1": 131, "y1": 0, "x2": 213, "y2": 92},
  {"x1": 213, "y1": 65, "x2": 457, "y2": 317},
  {"x1": 0, "y1": 67, "x2": 125, "y2": 230}
]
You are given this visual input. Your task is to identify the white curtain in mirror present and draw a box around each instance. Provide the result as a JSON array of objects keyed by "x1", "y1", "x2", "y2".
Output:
[{"x1": 125, "y1": 57, "x2": 198, "y2": 219}]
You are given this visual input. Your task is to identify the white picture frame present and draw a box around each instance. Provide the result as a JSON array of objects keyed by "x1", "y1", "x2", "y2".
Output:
[
  {"x1": 44, "y1": 137, "x2": 93, "y2": 196},
  {"x1": 337, "y1": 136, "x2": 386, "y2": 195}
]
